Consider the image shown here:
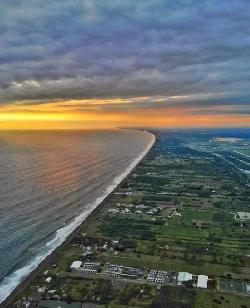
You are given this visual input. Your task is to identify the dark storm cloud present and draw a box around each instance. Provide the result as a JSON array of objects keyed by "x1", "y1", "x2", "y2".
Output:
[{"x1": 0, "y1": 0, "x2": 250, "y2": 114}]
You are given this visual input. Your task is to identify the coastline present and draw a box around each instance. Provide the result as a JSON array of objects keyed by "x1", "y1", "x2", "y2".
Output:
[{"x1": 1, "y1": 130, "x2": 156, "y2": 308}]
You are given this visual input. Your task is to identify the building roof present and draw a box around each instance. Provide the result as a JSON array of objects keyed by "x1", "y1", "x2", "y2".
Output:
[
  {"x1": 70, "y1": 261, "x2": 82, "y2": 270},
  {"x1": 45, "y1": 277, "x2": 52, "y2": 283},
  {"x1": 178, "y1": 272, "x2": 192, "y2": 282},
  {"x1": 197, "y1": 275, "x2": 208, "y2": 288}
]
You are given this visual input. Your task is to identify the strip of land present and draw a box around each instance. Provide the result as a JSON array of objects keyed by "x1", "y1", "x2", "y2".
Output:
[{"x1": 2, "y1": 130, "x2": 250, "y2": 308}]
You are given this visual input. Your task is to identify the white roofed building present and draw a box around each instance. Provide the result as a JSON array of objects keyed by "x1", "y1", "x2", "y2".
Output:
[
  {"x1": 197, "y1": 275, "x2": 208, "y2": 288},
  {"x1": 70, "y1": 261, "x2": 82, "y2": 271},
  {"x1": 178, "y1": 272, "x2": 192, "y2": 285},
  {"x1": 44, "y1": 277, "x2": 52, "y2": 283}
]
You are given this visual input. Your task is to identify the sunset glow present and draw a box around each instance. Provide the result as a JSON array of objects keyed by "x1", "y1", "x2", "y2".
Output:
[
  {"x1": 0, "y1": 97, "x2": 249, "y2": 130},
  {"x1": 0, "y1": 1, "x2": 249, "y2": 129}
]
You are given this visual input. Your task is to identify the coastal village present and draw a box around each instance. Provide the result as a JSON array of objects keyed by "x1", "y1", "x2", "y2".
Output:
[{"x1": 5, "y1": 131, "x2": 250, "y2": 308}]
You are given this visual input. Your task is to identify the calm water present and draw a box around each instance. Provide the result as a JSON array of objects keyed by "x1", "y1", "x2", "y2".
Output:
[{"x1": 0, "y1": 129, "x2": 154, "y2": 302}]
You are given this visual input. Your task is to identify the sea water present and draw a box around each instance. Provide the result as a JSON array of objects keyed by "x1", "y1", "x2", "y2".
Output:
[{"x1": 0, "y1": 129, "x2": 154, "y2": 303}]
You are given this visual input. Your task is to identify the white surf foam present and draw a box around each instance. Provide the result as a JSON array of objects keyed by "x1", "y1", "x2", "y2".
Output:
[
  {"x1": 233, "y1": 150, "x2": 250, "y2": 158},
  {"x1": 0, "y1": 130, "x2": 155, "y2": 304},
  {"x1": 239, "y1": 168, "x2": 250, "y2": 175}
]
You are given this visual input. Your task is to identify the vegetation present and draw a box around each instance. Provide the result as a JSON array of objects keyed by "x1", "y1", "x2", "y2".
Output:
[{"x1": 10, "y1": 130, "x2": 250, "y2": 308}]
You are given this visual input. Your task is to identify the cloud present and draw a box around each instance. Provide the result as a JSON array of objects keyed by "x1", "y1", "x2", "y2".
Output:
[{"x1": 0, "y1": 0, "x2": 249, "y2": 121}]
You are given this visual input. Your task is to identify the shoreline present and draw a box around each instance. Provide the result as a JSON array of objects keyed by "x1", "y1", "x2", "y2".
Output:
[{"x1": 1, "y1": 130, "x2": 156, "y2": 308}]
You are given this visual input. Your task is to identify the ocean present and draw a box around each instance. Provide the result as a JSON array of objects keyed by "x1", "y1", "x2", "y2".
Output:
[{"x1": 0, "y1": 129, "x2": 154, "y2": 303}]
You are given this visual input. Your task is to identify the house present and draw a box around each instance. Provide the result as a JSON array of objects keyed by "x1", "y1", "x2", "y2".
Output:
[
  {"x1": 70, "y1": 261, "x2": 82, "y2": 271},
  {"x1": 45, "y1": 277, "x2": 52, "y2": 283},
  {"x1": 178, "y1": 272, "x2": 192, "y2": 285},
  {"x1": 197, "y1": 275, "x2": 208, "y2": 289}
]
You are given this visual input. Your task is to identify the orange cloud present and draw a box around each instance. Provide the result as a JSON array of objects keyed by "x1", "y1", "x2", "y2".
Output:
[{"x1": 0, "y1": 98, "x2": 249, "y2": 130}]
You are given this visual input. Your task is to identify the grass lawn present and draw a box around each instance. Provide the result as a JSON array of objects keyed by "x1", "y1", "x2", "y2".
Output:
[
  {"x1": 81, "y1": 219, "x2": 101, "y2": 236},
  {"x1": 181, "y1": 209, "x2": 215, "y2": 222},
  {"x1": 50, "y1": 245, "x2": 82, "y2": 273},
  {"x1": 153, "y1": 223, "x2": 209, "y2": 238},
  {"x1": 195, "y1": 290, "x2": 250, "y2": 308},
  {"x1": 100, "y1": 253, "x2": 238, "y2": 276}
]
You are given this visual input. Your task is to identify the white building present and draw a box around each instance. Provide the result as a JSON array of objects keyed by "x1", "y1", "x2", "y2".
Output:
[
  {"x1": 178, "y1": 272, "x2": 192, "y2": 285},
  {"x1": 70, "y1": 261, "x2": 82, "y2": 271},
  {"x1": 44, "y1": 277, "x2": 52, "y2": 283},
  {"x1": 197, "y1": 275, "x2": 208, "y2": 289}
]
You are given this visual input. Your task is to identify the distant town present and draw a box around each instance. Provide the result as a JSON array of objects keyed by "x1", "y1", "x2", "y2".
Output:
[{"x1": 6, "y1": 129, "x2": 250, "y2": 308}]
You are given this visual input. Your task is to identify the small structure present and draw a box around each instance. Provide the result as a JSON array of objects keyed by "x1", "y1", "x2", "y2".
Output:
[
  {"x1": 70, "y1": 261, "x2": 82, "y2": 271},
  {"x1": 38, "y1": 287, "x2": 45, "y2": 294},
  {"x1": 104, "y1": 264, "x2": 142, "y2": 279},
  {"x1": 235, "y1": 212, "x2": 250, "y2": 221},
  {"x1": 104, "y1": 264, "x2": 123, "y2": 277},
  {"x1": 81, "y1": 262, "x2": 100, "y2": 273},
  {"x1": 178, "y1": 272, "x2": 192, "y2": 285},
  {"x1": 197, "y1": 275, "x2": 208, "y2": 289},
  {"x1": 147, "y1": 270, "x2": 168, "y2": 284},
  {"x1": 45, "y1": 277, "x2": 52, "y2": 283}
]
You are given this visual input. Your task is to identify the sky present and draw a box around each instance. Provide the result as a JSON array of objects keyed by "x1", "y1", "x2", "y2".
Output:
[{"x1": 0, "y1": 0, "x2": 250, "y2": 129}]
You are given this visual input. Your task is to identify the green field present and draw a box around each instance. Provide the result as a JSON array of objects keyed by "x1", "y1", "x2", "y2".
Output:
[{"x1": 9, "y1": 131, "x2": 250, "y2": 308}]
